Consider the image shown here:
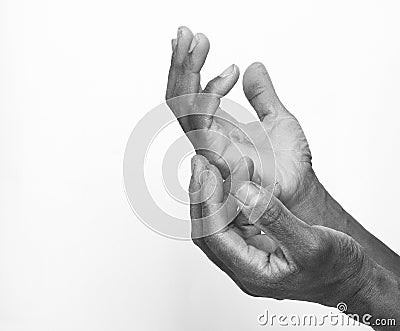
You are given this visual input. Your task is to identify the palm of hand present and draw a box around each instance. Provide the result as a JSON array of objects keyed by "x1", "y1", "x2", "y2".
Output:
[{"x1": 192, "y1": 108, "x2": 312, "y2": 208}]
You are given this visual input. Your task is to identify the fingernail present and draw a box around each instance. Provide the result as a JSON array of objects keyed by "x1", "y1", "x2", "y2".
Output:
[
  {"x1": 171, "y1": 38, "x2": 177, "y2": 51},
  {"x1": 177, "y1": 27, "x2": 183, "y2": 40},
  {"x1": 219, "y1": 64, "x2": 235, "y2": 78},
  {"x1": 233, "y1": 182, "x2": 260, "y2": 206},
  {"x1": 191, "y1": 156, "x2": 206, "y2": 184},
  {"x1": 199, "y1": 169, "x2": 211, "y2": 186},
  {"x1": 188, "y1": 34, "x2": 200, "y2": 53}
]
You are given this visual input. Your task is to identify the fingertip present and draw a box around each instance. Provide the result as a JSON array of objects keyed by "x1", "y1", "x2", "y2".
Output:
[
  {"x1": 177, "y1": 26, "x2": 192, "y2": 38},
  {"x1": 242, "y1": 61, "x2": 286, "y2": 120},
  {"x1": 203, "y1": 64, "x2": 240, "y2": 96},
  {"x1": 175, "y1": 26, "x2": 194, "y2": 64},
  {"x1": 219, "y1": 64, "x2": 239, "y2": 78},
  {"x1": 190, "y1": 33, "x2": 210, "y2": 73},
  {"x1": 194, "y1": 33, "x2": 210, "y2": 49},
  {"x1": 244, "y1": 61, "x2": 267, "y2": 75},
  {"x1": 191, "y1": 154, "x2": 209, "y2": 174},
  {"x1": 242, "y1": 61, "x2": 269, "y2": 96},
  {"x1": 200, "y1": 166, "x2": 224, "y2": 204}
]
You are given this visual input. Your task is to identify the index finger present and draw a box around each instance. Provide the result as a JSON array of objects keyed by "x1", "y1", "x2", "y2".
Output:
[{"x1": 199, "y1": 167, "x2": 270, "y2": 279}]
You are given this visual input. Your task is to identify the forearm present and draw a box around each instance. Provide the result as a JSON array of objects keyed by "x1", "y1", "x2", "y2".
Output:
[
  {"x1": 346, "y1": 261, "x2": 400, "y2": 330},
  {"x1": 290, "y1": 171, "x2": 400, "y2": 277}
]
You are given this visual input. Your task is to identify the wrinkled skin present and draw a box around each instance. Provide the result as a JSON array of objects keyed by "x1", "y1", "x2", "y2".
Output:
[
  {"x1": 166, "y1": 28, "x2": 400, "y2": 329},
  {"x1": 189, "y1": 154, "x2": 372, "y2": 306},
  {"x1": 166, "y1": 26, "x2": 313, "y2": 213}
]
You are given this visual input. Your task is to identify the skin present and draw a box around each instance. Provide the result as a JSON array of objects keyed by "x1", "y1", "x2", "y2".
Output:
[
  {"x1": 190, "y1": 155, "x2": 400, "y2": 330},
  {"x1": 166, "y1": 26, "x2": 400, "y2": 277}
]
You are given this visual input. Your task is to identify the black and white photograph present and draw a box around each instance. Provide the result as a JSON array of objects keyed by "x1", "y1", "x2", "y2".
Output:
[{"x1": 1, "y1": 1, "x2": 399, "y2": 330}]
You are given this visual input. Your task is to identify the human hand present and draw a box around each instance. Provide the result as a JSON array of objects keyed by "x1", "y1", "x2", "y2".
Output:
[
  {"x1": 167, "y1": 26, "x2": 400, "y2": 278},
  {"x1": 189, "y1": 155, "x2": 400, "y2": 330},
  {"x1": 166, "y1": 26, "x2": 314, "y2": 218},
  {"x1": 189, "y1": 154, "x2": 370, "y2": 305}
]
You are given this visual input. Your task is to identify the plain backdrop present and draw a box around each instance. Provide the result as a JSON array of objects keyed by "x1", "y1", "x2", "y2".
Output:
[{"x1": 1, "y1": 1, "x2": 399, "y2": 330}]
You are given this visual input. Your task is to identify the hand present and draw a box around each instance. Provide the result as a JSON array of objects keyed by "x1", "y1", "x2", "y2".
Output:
[
  {"x1": 166, "y1": 27, "x2": 400, "y2": 279},
  {"x1": 189, "y1": 154, "x2": 369, "y2": 305},
  {"x1": 166, "y1": 27, "x2": 400, "y2": 275},
  {"x1": 190, "y1": 155, "x2": 400, "y2": 330},
  {"x1": 166, "y1": 26, "x2": 314, "y2": 217}
]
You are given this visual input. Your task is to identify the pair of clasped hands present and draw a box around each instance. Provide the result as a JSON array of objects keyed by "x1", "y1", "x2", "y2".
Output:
[{"x1": 166, "y1": 27, "x2": 400, "y2": 329}]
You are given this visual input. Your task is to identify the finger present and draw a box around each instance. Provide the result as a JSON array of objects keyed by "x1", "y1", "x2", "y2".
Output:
[
  {"x1": 245, "y1": 234, "x2": 278, "y2": 252},
  {"x1": 166, "y1": 28, "x2": 209, "y2": 132},
  {"x1": 188, "y1": 64, "x2": 239, "y2": 131},
  {"x1": 188, "y1": 93, "x2": 220, "y2": 130},
  {"x1": 199, "y1": 167, "x2": 226, "y2": 234},
  {"x1": 243, "y1": 62, "x2": 287, "y2": 121},
  {"x1": 200, "y1": 169, "x2": 270, "y2": 278},
  {"x1": 174, "y1": 26, "x2": 194, "y2": 65},
  {"x1": 203, "y1": 226, "x2": 270, "y2": 279},
  {"x1": 171, "y1": 38, "x2": 177, "y2": 52},
  {"x1": 203, "y1": 64, "x2": 240, "y2": 96},
  {"x1": 190, "y1": 155, "x2": 230, "y2": 236},
  {"x1": 189, "y1": 156, "x2": 255, "y2": 294},
  {"x1": 230, "y1": 213, "x2": 260, "y2": 239},
  {"x1": 167, "y1": 31, "x2": 210, "y2": 99},
  {"x1": 233, "y1": 181, "x2": 319, "y2": 264},
  {"x1": 191, "y1": 230, "x2": 257, "y2": 296},
  {"x1": 166, "y1": 27, "x2": 195, "y2": 101},
  {"x1": 223, "y1": 156, "x2": 254, "y2": 202},
  {"x1": 190, "y1": 33, "x2": 210, "y2": 73},
  {"x1": 189, "y1": 155, "x2": 208, "y2": 227},
  {"x1": 222, "y1": 156, "x2": 260, "y2": 238}
]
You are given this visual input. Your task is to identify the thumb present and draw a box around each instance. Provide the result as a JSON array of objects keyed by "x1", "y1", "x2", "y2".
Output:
[
  {"x1": 232, "y1": 181, "x2": 319, "y2": 262},
  {"x1": 243, "y1": 62, "x2": 287, "y2": 121}
]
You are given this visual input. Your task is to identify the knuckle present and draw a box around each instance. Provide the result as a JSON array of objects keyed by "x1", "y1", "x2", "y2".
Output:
[
  {"x1": 246, "y1": 82, "x2": 266, "y2": 102},
  {"x1": 193, "y1": 33, "x2": 210, "y2": 51},
  {"x1": 263, "y1": 200, "x2": 284, "y2": 222}
]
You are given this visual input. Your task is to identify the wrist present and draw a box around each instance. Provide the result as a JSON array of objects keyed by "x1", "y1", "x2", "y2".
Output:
[
  {"x1": 289, "y1": 170, "x2": 400, "y2": 277},
  {"x1": 341, "y1": 259, "x2": 400, "y2": 330}
]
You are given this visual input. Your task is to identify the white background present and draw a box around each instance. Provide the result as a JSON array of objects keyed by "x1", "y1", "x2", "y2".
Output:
[{"x1": 1, "y1": 0, "x2": 399, "y2": 330}]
